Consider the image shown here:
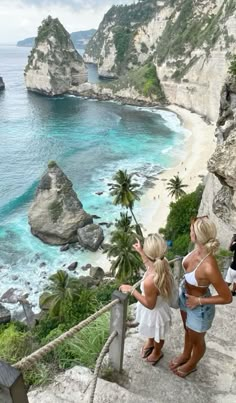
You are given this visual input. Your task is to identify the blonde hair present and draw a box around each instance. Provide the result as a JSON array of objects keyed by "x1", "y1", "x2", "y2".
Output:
[
  {"x1": 193, "y1": 217, "x2": 219, "y2": 254},
  {"x1": 143, "y1": 233, "x2": 173, "y2": 299}
]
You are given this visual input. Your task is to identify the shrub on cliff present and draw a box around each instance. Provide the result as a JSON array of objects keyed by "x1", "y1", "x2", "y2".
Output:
[
  {"x1": 160, "y1": 184, "x2": 204, "y2": 257},
  {"x1": 229, "y1": 55, "x2": 236, "y2": 77}
]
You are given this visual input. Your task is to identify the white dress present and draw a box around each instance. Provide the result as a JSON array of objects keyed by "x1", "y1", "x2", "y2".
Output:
[{"x1": 135, "y1": 273, "x2": 172, "y2": 342}]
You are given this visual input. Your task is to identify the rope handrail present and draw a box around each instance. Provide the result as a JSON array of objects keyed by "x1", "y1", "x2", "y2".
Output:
[
  {"x1": 13, "y1": 298, "x2": 120, "y2": 371},
  {"x1": 88, "y1": 330, "x2": 118, "y2": 403}
]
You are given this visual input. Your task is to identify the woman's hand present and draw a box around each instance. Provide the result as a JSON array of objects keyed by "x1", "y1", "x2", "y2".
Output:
[
  {"x1": 185, "y1": 293, "x2": 200, "y2": 309},
  {"x1": 133, "y1": 238, "x2": 143, "y2": 254},
  {"x1": 119, "y1": 284, "x2": 132, "y2": 294}
]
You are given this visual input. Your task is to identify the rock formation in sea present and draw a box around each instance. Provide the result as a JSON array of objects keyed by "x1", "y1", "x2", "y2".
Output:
[
  {"x1": 84, "y1": 0, "x2": 236, "y2": 121},
  {"x1": 199, "y1": 74, "x2": 236, "y2": 246},
  {"x1": 0, "y1": 77, "x2": 5, "y2": 91},
  {"x1": 24, "y1": 16, "x2": 88, "y2": 96},
  {"x1": 28, "y1": 161, "x2": 104, "y2": 247}
]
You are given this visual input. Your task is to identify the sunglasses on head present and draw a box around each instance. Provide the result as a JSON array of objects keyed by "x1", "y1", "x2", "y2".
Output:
[{"x1": 191, "y1": 215, "x2": 208, "y2": 224}]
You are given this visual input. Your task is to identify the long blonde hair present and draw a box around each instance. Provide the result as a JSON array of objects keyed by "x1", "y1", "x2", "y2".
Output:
[
  {"x1": 143, "y1": 233, "x2": 173, "y2": 299},
  {"x1": 192, "y1": 217, "x2": 219, "y2": 254}
]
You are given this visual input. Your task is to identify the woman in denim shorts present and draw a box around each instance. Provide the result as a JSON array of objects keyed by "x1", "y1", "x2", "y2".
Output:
[{"x1": 170, "y1": 216, "x2": 232, "y2": 378}]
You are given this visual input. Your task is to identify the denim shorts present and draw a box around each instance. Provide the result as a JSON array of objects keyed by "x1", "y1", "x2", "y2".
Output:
[{"x1": 179, "y1": 285, "x2": 215, "y2": 333}]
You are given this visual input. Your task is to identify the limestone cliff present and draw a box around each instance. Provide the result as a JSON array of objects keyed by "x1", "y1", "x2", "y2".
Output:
[
  {"x1": 199, "y1": 75, "x2": 236, "y2": 247},
  {"x1": 28, "y1": 161, "x2": 94, "y2": 245},
  {"x1": 24, "y1": 16, "x2": 88, "y2": 96},
  {"x1": 84, "y1": 0, "x2": 236, "y2": 122},
  {"x1": 0, "y1": 77, "x2": 5, "y2": 91}
]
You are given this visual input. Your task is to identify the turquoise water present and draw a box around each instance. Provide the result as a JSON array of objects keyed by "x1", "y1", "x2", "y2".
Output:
[{"x1": 0, "y1": 46, "x2": 188, "y2": 309}]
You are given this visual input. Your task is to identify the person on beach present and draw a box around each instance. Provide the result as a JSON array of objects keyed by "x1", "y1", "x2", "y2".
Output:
[
  {"x1": 119, "y1": 234, "x2": 173, "y2": 366},
  {"x1": 170, "y1": 216, "x2": 232, "y2": 378},
  {"x1": 225, "y1": 234, "x2": 236, "y2": 296}
]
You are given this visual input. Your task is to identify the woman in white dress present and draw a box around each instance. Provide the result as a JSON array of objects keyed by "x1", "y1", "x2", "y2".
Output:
[{"x1": 119, "y1": 234, "x2": 173, "y2": 366}]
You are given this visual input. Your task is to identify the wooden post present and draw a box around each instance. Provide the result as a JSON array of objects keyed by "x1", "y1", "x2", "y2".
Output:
[
  {"x1": 0, "y1": 361, "x2": 28, "y2": 403},
  {"x1": 173, "y1": 257, "x2": 183, "y2": 284},
  {"x1": 109, "y1": 290, "x2": 129, "y2": 373}
]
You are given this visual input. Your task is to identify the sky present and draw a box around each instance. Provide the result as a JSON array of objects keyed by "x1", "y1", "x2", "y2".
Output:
[{"x1": 0, "y1": 0, "x2": 136, "y2": 44}]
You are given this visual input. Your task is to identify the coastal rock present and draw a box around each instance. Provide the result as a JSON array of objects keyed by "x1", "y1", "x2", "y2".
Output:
[
  {"x1": 199, "y1": 77, "x2": 236, "y2": 246},
  {"x1": 67, "y1": 261, "x2": 78, "y2": 271},
  {"x1": 77, "y1": 275, "x2": 99, "y2": 288},
  {"x1": 84, "y1": 0, "x2": 236, "y2": 121},
  {"x1": 77, "y1": 223, "x2": 104, "y2": 251},
  {"x1": 60, "y1": 244, "x2": 70, "y2": 252},
  {"x1": 0, "y1": 288, "x2": 27, "y2": 304},
  {"x1": 28, "y1": 161, "x2": 93, "y2": 245},
  {"x1": 0, "y1": 303, "x2": 11, "y2": 324},
  {"x1": 89, "y1": 266, "x2": 104, "y2": 281},
  {"x1": 24, "y1": 16, "x2": 88, "y2": 96},
  {"x1": 0, "y1": 77, "x2": 5, "y2": 91}
]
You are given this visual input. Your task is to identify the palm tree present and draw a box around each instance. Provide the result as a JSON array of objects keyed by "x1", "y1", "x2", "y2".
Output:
[
  {"x1": 114, "y1": 212, "x2": 136, "y2": 233},
  {"x1": 40, "y1": 270, "x2": 81, "y2": 319},
  {"x1": 166, "y1": 175, "x2": 188, "y2": 200},
  {"x1": 108, "y1": 169, "x2": 143, "y2": 240},
  {"x1": 107, "y1": 231, "x2": 142, "y2": 282}
]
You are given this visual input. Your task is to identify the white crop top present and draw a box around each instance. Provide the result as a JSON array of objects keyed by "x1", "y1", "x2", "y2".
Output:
[{"x1": 182, "y1": 250, "x2": 210, "y2": 288}]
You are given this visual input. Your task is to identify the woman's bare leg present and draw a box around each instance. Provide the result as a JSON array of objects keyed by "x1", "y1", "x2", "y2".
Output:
[
  {"x1": 146, "y1": 339, "x2": 164, "y2": 362},
  {"x1": 173, "y1": 329, "x2": 206, "y2": 376},
  {"x1": 141, "y1": 337, "x2": 154, "y2": 358},
  {"x1": 170, "y1": 310, "x2": 193, "y2": 370}
]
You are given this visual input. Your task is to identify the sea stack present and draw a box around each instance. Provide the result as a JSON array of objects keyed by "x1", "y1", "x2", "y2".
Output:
[
  {"x1": 0, "y1": 77, "x2": 5, "y2": 91},
  {"x1": 24, "y1": 16, "x2": 88, "y2": 96},
  {"x1": 28, "y1": 161, "x2": 95, "y2": 245}
]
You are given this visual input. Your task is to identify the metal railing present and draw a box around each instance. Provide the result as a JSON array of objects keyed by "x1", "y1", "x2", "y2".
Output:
[{"x1": 0, "y1": 257, "x2": 183, "y2": 403}]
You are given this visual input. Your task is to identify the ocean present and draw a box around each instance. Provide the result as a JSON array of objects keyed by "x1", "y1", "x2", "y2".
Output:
[{"x1": 0, "y1": 45, "x2": 189, "y2": 311}]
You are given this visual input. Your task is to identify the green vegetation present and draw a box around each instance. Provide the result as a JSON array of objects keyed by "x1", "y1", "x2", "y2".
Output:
[
  {"x1": 103, "y1": 63, "x2": 166, "y2": 103},
  {"x1": 160, "y1": 184, "x2": 204, "y2": 258},
  {"x1": 166, "y1": 175, "x2": 188, "y2": 200},
  {"x1": 48, "y1": 160, "x2": 57, "y2": 168},
  {"x1": 114, "y1": 27, "x2": 132, "y2": 65}
]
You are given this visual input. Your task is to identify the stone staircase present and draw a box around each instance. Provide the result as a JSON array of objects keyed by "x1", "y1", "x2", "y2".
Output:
[{"x1": 28, "y1": 297, "x2": 236, "y2": 403}]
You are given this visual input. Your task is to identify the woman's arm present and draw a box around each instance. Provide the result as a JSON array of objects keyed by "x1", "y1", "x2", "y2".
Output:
[
  {"x1": 186, "y1": 260, "x2": 232, "y2": 308},
  {"x1": 119, "y1": 277, "x2": 158, "y2": 310}
]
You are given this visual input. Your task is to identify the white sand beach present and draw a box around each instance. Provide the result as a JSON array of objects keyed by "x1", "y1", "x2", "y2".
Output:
[
  {"x1": 140, "y1": 104, "x2": 216, "y2": 235},
  {"x1": 92, "y1": 105, "x2": 216, "y2": 272}
]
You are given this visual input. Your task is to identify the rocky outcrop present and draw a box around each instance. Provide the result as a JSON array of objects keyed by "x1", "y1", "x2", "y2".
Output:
[
  {"x1": 24, "y1": 16, "x2": 88, "y2": 96},
  {"x1": 84, "y1": 0, "x2": 236, "y2": 121},
  {"x1": 0, "y1": 76, "x2": 5, "y2": 91},
  {"x1": 199, "y1": 76, "x2": 236, "y2": 246},
  {"x1": 28, "y1": 161, "x2": 93, "y2": 245},
  {"x1": 77, "y1": 223, "x2": 104, "y2": 251}
]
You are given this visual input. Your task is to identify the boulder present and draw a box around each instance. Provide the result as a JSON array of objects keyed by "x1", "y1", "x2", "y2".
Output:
[
  {"x1": 0, "y1": 288, "x2": 28, "y2": 304},
  {"x1": 78, "y1": 276, "x2": 99, "y2": 288},
  {"x1": 67, "y1": 261, "x2": 78, "y2": 271},
  {"x1": 89, "y1": 266, "x2": 105, "y2": 281},
  {"x1": 0, "y1": 303, "x2": 11, "y2": 324},
  {"x1": 0, "y1": 77, "x2": 5, "y2": 91},
  {"x1": 24, "y1": 16, "x2": 87, "y2": 96},
  {"x1": 77, "y1": 223, "x2": 104, "y2": 251},
  {"x1": 60, "y1": 244, "x2": 70, "y2": 252},
  {"x1": 28, "y1": 161, "x2": 93, "y2": 245}
]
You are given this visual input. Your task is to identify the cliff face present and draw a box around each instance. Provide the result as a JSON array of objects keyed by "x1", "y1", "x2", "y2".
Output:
[
  {"x1": 199, "y1": 76, "x2": 236, "y2": 246},
  {"x1": 25, "y1": 16, "x2": 88, "y2": 96},
  {"x1": 84, "y1": 0, "x2": 236, "y2": 122}
]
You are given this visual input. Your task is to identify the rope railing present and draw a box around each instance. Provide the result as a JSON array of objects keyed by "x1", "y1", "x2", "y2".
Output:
[
  {"x1": 13, "y1": 298, "x2": 120, "y2": 371},
  {"x1": 88, "y1": 330, "x2": 118, "y2": 403}
]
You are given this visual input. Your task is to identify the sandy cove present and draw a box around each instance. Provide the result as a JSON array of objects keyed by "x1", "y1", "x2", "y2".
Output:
[
  {"x1": 90, "y1": 104, "x2": 217, "y2": 272},
  {"x1": 140, "y1": 104, "x2": 216, "y2": 235}
]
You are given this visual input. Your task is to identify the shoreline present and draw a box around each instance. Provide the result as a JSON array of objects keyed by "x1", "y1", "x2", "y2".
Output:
[
  {"x1": 140, "y1": 104, "x2": 216, "y2": 234},
  {"x1": 92, "y1": 104, "x2": 216, "y2": 273}
]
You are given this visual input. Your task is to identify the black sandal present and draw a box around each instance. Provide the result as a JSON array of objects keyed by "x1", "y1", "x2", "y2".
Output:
[{"x1": 141, "y1": 346, "x2": 154, "y2": 359}]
